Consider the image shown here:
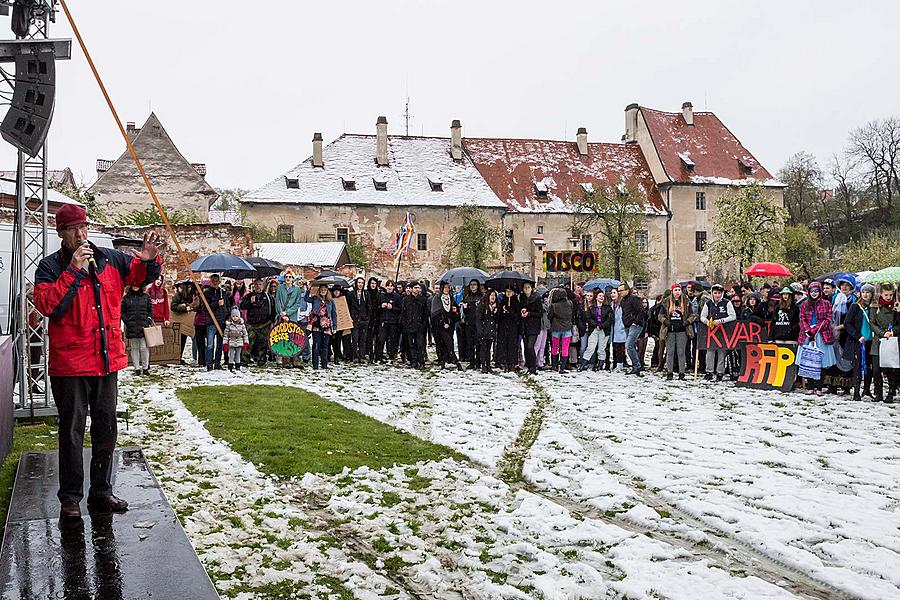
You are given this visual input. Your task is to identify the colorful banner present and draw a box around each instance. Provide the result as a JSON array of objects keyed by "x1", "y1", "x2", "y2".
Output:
[
  {"x1": 269, "y1": 322, "x2": 307, "y2": 357},
  {"x1": 698, "y1": 320, "x2": 766, "y2": 351},
  {"x1": 736, "y1": 342, "x2": 799, "y2": 392},
  {"x1": 543, "y1": 250, "x2": 598, "y2": 273},
  {"x1": 387, "y1": 212, "x2": 416, "y2": 257}
]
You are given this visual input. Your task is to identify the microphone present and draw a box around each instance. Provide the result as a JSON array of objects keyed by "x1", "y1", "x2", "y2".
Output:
[{"x1": 80, "y1": 240, "x2": 97, "y2": 271}]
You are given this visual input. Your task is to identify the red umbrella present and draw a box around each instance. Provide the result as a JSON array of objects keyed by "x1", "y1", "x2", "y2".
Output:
[{"x1": 745, "y1": 262, "x2": 792, "y2": 277}]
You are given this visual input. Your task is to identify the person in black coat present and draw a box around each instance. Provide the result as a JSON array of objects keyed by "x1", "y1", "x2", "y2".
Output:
[
  {"x1": 399, "y1": 283, "x2": 429, "y2": 368},
  {"x1": 476, "y1": 289, "x2": 500, "y2": 374},
  {"x1": 347, "y1": 277, "x2": 371, "y2": 362},
  {"x1": 843, "y1": 284, "x2": 876, "y2": 401},
  {"x1": 461, "y1": 279, "x2": 484, "y2": 370},
  {"x1": 430, "y1": 282, "x2": 462, "y2": 369},
  {"x1": 519, "y1": 282, "x2": 544, "y2": 375},
  {"x1": 375, "y1": 280, "x2": 402, "y2": 362},
  {"x1": 121, "y1": 285, "x2": 154, "y2": 375},
  {"x1": 620, "y1": 284, "x2": 646, "y2": 375},
  {"x1": 366, "y1": 277, "x2": 381, "y2": 361},
  {"x1": 497, "y1": 287, "x2": 521, "y2": 372},
  {"x1": 240, "y1": 278, "x2": 276, "y2": 365},
  {"x1": 202, "y1": 274, "x2": 231, "y2": 370},
  {"x1": 767, "y1": 289, "x2": 799, "y2": 343}
]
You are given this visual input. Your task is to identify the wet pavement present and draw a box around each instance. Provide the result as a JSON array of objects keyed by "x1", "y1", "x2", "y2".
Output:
[{"x1": 0, "y1": 447, "x2": 219, "y2": 599}]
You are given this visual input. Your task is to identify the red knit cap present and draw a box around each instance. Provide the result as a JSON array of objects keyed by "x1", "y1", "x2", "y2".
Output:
[{"x1": 55, "y1": 204, "x2": 87, "y2": 231}]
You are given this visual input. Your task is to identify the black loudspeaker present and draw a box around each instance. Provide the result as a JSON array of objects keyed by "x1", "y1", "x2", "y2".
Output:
[{"x1": 1, "y1": 48, "x2": 56, "y2": 157}]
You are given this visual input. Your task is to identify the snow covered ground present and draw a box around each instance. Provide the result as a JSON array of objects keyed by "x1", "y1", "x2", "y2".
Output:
[{"x1": 117, "y1": 363, "x2": 900, "y2": 599}]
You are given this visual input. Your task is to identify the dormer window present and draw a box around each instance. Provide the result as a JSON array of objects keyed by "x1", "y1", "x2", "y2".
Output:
[
  {"x1": 678, "y1": 152, "x2": 695, "y2": 171},
  {"x1": 341, "y1": 177, "x2": 357, "y2": 191},
  {"x1": 580, "y1": 182, "x2": 594, "y2": 195},
  {"x1": 738, "y1": 159, "x2": 753, "y2": 175},
  {"x1": 534, "y1": 181, "x2": 549, "y2": 198},
  {"x1": 428, "y1": 176, "x2": 443, "y2": 192},
  {"x1": 373, "y1": 175, "x2": 387, "y2": 191},
  {"x1": 285, "y1": 177, "x2": 299, "y2": 189}
]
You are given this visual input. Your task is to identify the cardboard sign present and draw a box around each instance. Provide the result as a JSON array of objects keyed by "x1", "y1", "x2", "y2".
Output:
[
  {"x1": 736, "y1": 342, "x2": 799, "y2": 392},
  {"x1": 543, "y1": 250, "x2": 598, "y2": 273},
  {"x1": 698, "y1": 320, "x2": 766, "y2": 351},
  {"x1": 269, "y1": 322, "x2": 307, "y2": 357},
  {"x1": 170, "y1": 310, "x2": 195, "y2": 338},
  {"x1": 148, "y1": 324, "x2": 182, "y2": 365},
  {"x1": 333, "y1": 295, "x2": 354, "y2": 332}
]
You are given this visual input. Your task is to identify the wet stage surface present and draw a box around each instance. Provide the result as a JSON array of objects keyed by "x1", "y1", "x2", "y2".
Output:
[{"x1": 0, "y1": 447, "x2": 219, "y2": 599}]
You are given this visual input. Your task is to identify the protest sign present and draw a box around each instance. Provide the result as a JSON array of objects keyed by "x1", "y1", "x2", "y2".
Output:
[
  {"x1": 269, "y1": 322, "x2": 307, "y2": 357},
  {"x1": 736, "y1": 342, "x2": 799, "y2": 392},
  {"x1": 333, "y1": 295, "x2": 354, "y2": 332},
  {"x1": 697, "y1": 320, "x2": 766, "y2": 351},
  {"x1": 543, "y1": 251, "x2": 598, "y2": 273}
]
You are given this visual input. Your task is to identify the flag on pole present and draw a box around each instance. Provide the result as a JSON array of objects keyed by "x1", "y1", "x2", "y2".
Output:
[{"x1": 387, "y1": 212, "x2": 415, "y2": 257}]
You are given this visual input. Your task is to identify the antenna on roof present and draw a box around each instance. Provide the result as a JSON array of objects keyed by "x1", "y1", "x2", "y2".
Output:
[{"x1": 404, "y1": 95, "x2": 410, "y2": 136}]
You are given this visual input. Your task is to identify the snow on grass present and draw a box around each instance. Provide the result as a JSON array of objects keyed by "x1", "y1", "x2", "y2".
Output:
[{"x1": 539, "y1": 368, "x2": 900, "y2": 600}]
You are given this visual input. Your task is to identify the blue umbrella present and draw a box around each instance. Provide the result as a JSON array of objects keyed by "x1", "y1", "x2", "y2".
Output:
[
  {"x1": 190, "y1": 253, "x2": 256, "y2": 274},
  {"x1": 583, "y1": 278, "x2": 621, "y2": 291},
  {"x1": 438, "y1": 267, "x2": 489, "y2": 287},
  {"x1": 832, "y1": 272, "x2": 858, "y2": 288}
]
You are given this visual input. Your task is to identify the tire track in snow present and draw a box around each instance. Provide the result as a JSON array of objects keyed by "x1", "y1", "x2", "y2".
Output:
[
  {"x1": 496, "y1": 373, "x2": 552, "y2": 482},
  {"x1": 517, "y1": 376, "x2": 859, "y2": 600}
]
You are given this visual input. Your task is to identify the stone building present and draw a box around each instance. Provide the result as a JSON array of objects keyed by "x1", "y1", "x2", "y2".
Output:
[
  {"x1": 242, "y1": 104, "x2": 782, "y2": 294},
  {"x1": 90, "y1": 113, "x2": 218, "y2": 223}
]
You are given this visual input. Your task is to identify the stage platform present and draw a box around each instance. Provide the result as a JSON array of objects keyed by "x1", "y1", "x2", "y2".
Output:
[{"x1": 0, "y1": 447, "x2": 219, "y2": 599}]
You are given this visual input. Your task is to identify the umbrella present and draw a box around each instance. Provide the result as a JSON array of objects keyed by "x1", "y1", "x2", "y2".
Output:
[
  {"x1": 190, "y1": 253, "x2": 256, "y2": 275},
  {"x1": 863, "y1": 267, "x2": 900, "y2": 284},
  {"x1": 745, "y1": 262, "x2": 792, "y2": 278},
  {"x1": 315, "y1": 270, "x2": 342, "y2": 279},
  {"x1": 832, "y1": 272, "x2": 858, "y2": 288},
  {"x1": 583, "y1": 278, "x2": 621, "y2": 291},
  {"x1": 245, "y1": 256, "x2": 285, "y2": 278},
  {"x1": 534, "y1": 286, "x2": 549, "y2": 298},
  {"x1": 484, "y1": 270, "x2": 535, "y2": 292},
  {"x1": 314, "y1": 273, "x2": 353, "y2": 288},
  {"x1": 814, "y1": 271, "x2": 840, "y2": 282},
  {"x1": 438, "y1": 267, "x2": 489, "y2": 287},
  {"x1": 677, "y1": 280, "x2": 712, "y2": 290}
]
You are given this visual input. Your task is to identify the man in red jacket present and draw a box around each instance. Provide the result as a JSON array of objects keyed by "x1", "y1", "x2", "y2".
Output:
[{"x1": 34, "y1": 204, "x2": 163, "y2": 520}]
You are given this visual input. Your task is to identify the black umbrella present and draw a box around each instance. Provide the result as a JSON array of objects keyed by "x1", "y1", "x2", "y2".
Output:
[
  {"x1": 814, "y1": 271, "x2": 841, "y2": 283},
  {"x1": 676, "y1": 279, "x2": 711, "y2": 290},
  {"x1": 313, "y1": 274, "x2": 353, "y2": 288},
  {"x1": 438, "y1": 267, "x2": 489, "y2": 287},
  {"x1": 190, "y1": 253, "x2": 256, "y2": 274},
  {"x1": 245, "y1": 256, "x2": 285, "y2": 278},
  {"x1": 315, "y1": 270, "x2": 342, "y2": 279},
  {"x1": 484, "y1": 270, "x2": 535, "y2": 292}
]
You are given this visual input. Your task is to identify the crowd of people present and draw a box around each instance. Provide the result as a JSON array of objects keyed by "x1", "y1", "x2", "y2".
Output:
[{"x1": 121, "y1": 270, "x2": 900, "y2": 403}]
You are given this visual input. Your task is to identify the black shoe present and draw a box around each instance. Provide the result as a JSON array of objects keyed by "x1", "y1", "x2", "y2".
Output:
[
  {"x1": 885, "y1": 393, "x2": 896, "y2": 404},
  {"x1": 679, "y1": 373, "x2": 686, "y2": 380},
  {"x1": 666, "y1": 373, "x2": 673, "y2": 381},
  {"x1": 60, "y1": 501, "x2": 81, "y2": 520},
  {"x1": 630, "y1": 369, "x2": 643, "y2": 377},
  {"x1": 704, "y1": 373, "x2": 713, "y2": 381},
  {"x1": 716, "y1": 374, "x2": 723, "y2": 382},
  {"x1": 207, "y1": 365, "x2": 213, "y2": 372},
  {"x1": 87, "y1": 495, "x2": 129, "y2": 513},
  {"x1": 852, "y1": 391, "x2": 862, "y2": 402},
  {"x1": 228, "y1": 364, "x2": 234, "y2": 372}
]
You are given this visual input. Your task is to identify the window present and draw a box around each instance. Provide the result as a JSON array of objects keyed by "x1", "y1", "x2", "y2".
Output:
[
  {"x1": 428, "y1": 176, "x2": 443, "y2": 192},
  {"x1": 678, "y1": 152, "x2": 695, "y2": 171},
  {"x1": 336, "y1": 228, "x2": 349, "y2": 243},
  {"x1": 534, "y1": 181, "x2": 548, "y2": 198},
  {"x1": 695, "y1": 230, "x2": 707, "y2": 252},
  {"x1": 373, "y1": 176, "x2": 387, "y2": 191},
  {"x1": 635, "y1": 229, "x2": 649, "y2": 253},
  {"x1": 695, "y1": 191, "x2": 706, "y2": 210},
  {"x1": 505, "y1": 229, "x2": 514, "y2": 253},
  {"x1": 285, "y1": 177, "x2": 299, "y2": 189},
  {"x1": 634, "y1": 278, "x2": 649, "y2": 292},
  {"x1": 317, "y1": 232, "x2": 336, "y2": 242},
  {"x1": 417, "y1": 233, "x2": 428, "y2": 251},
  {"x1": 738, "y1": 159, "x2": 753, "y2": 175},
  {"x1": 581, "y1": 234, "x2": 592, "y2": 251},
  {"x1": 537, "y1": 225, "x2": 544, "y2": 235},
  {"x1": 276, "y1": 224, "x2": 294, "y2": 243},
  {"x1": 341, "y1": 177, "x2": 356, "y2": 191}
]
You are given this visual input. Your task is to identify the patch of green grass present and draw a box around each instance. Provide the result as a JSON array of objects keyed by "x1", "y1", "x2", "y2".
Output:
[
  {"x1": 178, "y1": 385, "x2": 459, "y2": 477},
  {"x1": 0, "y1": 420, "x2": 92, "y2": 536}
]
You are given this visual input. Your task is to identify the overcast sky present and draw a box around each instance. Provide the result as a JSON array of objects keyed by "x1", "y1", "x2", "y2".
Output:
[{"x1": 2, "y1": 0, "x2": 898, "y2": 191}]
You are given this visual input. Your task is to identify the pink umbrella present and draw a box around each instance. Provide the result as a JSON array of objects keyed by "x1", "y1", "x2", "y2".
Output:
[{"x1": 745, "y1": 262, "x2": 793, "y2": 277}]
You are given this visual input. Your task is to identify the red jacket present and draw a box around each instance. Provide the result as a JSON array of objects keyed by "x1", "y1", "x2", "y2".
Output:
[
  {"x1": 34, "y1": 243, "x2": 162, "y2": 377},
  {"x1": 148, "y1": 283, "x2": 170, "y2": 322}
]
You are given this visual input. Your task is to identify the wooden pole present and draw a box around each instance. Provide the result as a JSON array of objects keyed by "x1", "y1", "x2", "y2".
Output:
[{"x1": 58, "y1": 0, "x2": 222, "y2": 336}]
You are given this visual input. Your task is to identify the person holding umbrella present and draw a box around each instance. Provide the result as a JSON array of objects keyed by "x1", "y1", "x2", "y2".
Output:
[
  {"x1": 430, "y1": 282, "x2": 463, "y2": 370},
  {"x1": 309, "y1": 283, "x2": 338, "y2": 369},
  {"x1": 476, "y1": 289, "x2": 500, "y2": 373},
  {"x1": 461, "y1": 279, "x2": 484, "y2": 370},
  {"x1": 497, "y1": 286, "x2": 521, "y2": 372},
  {"x1": 203, "y1": 274, "x2": 231, "y2": 370}
]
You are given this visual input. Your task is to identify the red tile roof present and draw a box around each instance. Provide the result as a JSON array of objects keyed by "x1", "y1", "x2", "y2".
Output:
[
  {"x1": 463, "y1": 138, "x2": 666, "y2": 214},
  {"x1": 640, "y1": 107, "x2": 775, "y2": 185}
]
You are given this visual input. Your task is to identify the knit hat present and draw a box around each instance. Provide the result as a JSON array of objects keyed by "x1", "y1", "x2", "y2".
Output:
[
  {"x1": 230, "y1": 306, "x2": 240, "y2": 318},
  {"x1": 807, "y1": 281, "x2": 822, "y2": 293},
  {"x1": 861, "y1": 283, "x2": 876, "y2": 295},
  {"x1": 671, "y1": 283, "x2": 681, "y2": 291},
  {"x1": 768, "y1": 289, "x2": 780, "y2": 301},
  {"x1": 790, "y1": 282, "x2": 804, "y2": 294},
  {"x1": 55, "y1": 204, "x2": 88, "y2": 231},
  {"x1": 711, "y1": 283, "x2": 725, "y2": 292}
]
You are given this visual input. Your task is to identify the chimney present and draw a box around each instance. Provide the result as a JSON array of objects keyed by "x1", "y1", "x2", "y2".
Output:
[
  {"x1": 126, "y1": 121, "x2": 137, "y2": 140},
  {"x1": 682, "y1": 102, "x2": 694, "y2": 126},
  {"x1": 576, "y1": 127, "x2": 588, "y2": 156},
  {"x1": 312, "y1": 132, "x2": 324, "y2": 167},
  {"x1": 450, "y1": 119, "x2": 462, "y2": 161},
  {"x1": 623, "y1": 103, "x2": 639, "y2": 143},
  {"x1": 375, "y1": 116, "x2": 389, "y2": 166}
]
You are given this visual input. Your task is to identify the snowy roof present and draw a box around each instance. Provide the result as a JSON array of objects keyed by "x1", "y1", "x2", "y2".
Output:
[
  {"x1": 0, "y1": 178, "x2": 82, "y2": 206},
  {"x1": 463, "y1": 138, "x2": 666, "y2": 214},
  {"x1": 243, "y1": 134, "x2": 506, "y2": 209},
  {"x1": 640, "y1": 107, "x2": 781, "y2": 186},
  {"x1": 256, "y1": 242, "x2": 350, "y2": 269}
]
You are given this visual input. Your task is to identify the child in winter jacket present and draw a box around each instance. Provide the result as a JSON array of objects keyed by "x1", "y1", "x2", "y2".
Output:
[
  {"x1": 223, "y1": 307, "x2": 250, "y2": 371},
  {"x1": 121, "y1": 285, "x2": 154, "y2": 375}
]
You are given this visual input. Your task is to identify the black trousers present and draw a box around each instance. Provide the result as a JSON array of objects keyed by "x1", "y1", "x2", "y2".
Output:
[
  {"x1": 523, "y1": 333, "x2": 538, "y2": 373},
  {"x1": 52, "y1": 373, "x2": 118, "y2": 504},
  {"x1": 376, "y1": 322, "x2": 398, "y2": 360},
  {"x1": 408, "y1": 331, "x2": 426, "y2": 366},
  {"x1": 498, "y1": 326, "x2": 519, "y2": 368},
  {"x1": 435, "y1": 327, "x2": 458, "y2": 365},
  {"x1": 194, "y1": 324, "x2": 207, "y2": 366},
  {"x1": 852, "y1": 340, "x2": 873, "y2": 395},
  {"x1": 465, "y1": 323, "x2": 479, "y2": 367},
  {"x1": 351, "y1": 322, "x2": 368, "y2": 360},
  {"x1": 480, "y1": 339, "x2": 494, "y2": 371},
  {"x1": 367, "y1": 321, "x2": 379, "y2": 359}
]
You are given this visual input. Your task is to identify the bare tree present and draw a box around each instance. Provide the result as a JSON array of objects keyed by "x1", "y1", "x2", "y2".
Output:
[
  {"x1": 778, "y1": 151, "x2": 822, "y2": 225},
  {"x1": 847, "y1": 117, "x2": 900, "y2": 225}
]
